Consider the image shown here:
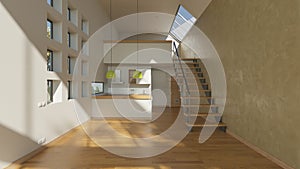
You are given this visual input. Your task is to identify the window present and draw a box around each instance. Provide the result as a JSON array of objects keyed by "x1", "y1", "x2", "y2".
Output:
[
  {"x1": 47, "y1": 50, "x2": 62, "y2": 72},
  {"x1": 46, "y1": 17, "x2": 62, "y2": 43},
  {"x1": 67, "y1": 31, "x2": 78, "y2": 50},
  {"x1": 47, "y1": 19, "x2": 53, "y2": 39},
  {"x1": 67, "y1": 56, "x2": 76, "y2": 74},
  {"x1": 81, "y1": 19, "x2": 89, "y2": 35},
  {"x1": 47, "y1": 0, "x2": 53, "y2": 6},
  {"x1": 46, "y1": 0, "x2": 62, "y2": 13},
  {"x1": 67, "y1": 81, "x2": 72, "y2": 99},
  {"x1": 47, "y1": 80, "x2": 53, "y2": 103},
  {"x1": 47, "y1": 80, "x2": 62, "y2": 103},
  {"x1": 67, "y1": 8, "x2": 71, "y2": 21},
  {"x1": 81, "y1": 41, "x2": 89, "y2": 55},
  {"x1": 67, "y1": 6, "x2": 78, "y2": 26},
  {"x1": 91, "y1": 82, "x2": 104, "y2": 95},
  {"x1": 169, "y1": 5, "x2": 196, "y2": 42},
  {"x1": 47, "y1": 50, "x2": 53, "y2": 71},
  {"x1": 67, "y1": 56, "x2": 71, "y2": 74},
  {"x1": 67, "y1": 32, "x2": 71, "y2": 48}
]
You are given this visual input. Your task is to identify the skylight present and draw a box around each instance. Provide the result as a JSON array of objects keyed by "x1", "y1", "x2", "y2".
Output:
[{"x1": 169, "y1": 5, "x2": 197, "y2": 42}]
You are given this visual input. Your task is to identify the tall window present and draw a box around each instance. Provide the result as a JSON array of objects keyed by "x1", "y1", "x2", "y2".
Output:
[
  {"x1": 67, "y1": 8, "x2": 71, "y2": 21},
  {"x1": 47, "y1": 0, "x2": 53, "y2": 6},
  {"x1": 47, "y1": 19, "x2": 53, "y2": 39},
  {"x1": 47, "y1": 80, "x2": 53, "y2": 103},
  {"x1": 67, "y1": 56, "x2": 71, "y2": 74},
  {"x1": 169, "y1": 5, "x2": 196, "y2": 42},
  {"x1": 47, "y1": 50, "x2": 53, "y2": 71},
  {"x1": 67, "y1": 81, "x2": 72, "y2": 99},
  {"x1": 67, "y1": 32, "x2": 71, "y2": 48},
  {"x1": 82, "y1": 19, "x2": 88, "y2": 35}
]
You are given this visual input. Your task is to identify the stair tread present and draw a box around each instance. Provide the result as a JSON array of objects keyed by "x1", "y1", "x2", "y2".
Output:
[
  {"x1": 186, "y1": 122, "x2": 227, "y2": 127},
  {"x1": 184, "y1": 113, "x2": 223, "y2": 117},
  {"x1": 181, "y1": 58, "x2": 201, "y2": 61},
  {"x1": 182, "y1": 104, "x2": 219, "y2": 107},
  {"x1": 181, "y1": 96, "x2": 212, "y2": 99},
  {"x1": 183, "y1": 89, "x2": 211, "y2": 91},
  {"x1": 177, "y1": 83, "x2": 205, "y2": 86},
  {"x1": 177, "y1": 82, "x2": 208, "y2": 85},
  {"x1": 177, "y1": 77, "x2": 206, "y2": 79},
  {"x1": 184, "y1": 62, "x2": 200, "y2": 65},
  {"x1": 177, "y1": 72, "x2": 203, "y2": 74},
  {"x1": 176, "y1": 66, "x2": 200, "y2": 69}
]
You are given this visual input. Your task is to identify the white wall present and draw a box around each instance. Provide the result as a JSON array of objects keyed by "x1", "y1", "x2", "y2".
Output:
[
  {"x1": 0, "y1": 0, "x2": 109, "y2": 168},
  {"x1": 152, "y1": 69, "x2": 171, "y2": 107},
  {"x1": 103, "y1": 42, "x2": 172, "y2": 64}
]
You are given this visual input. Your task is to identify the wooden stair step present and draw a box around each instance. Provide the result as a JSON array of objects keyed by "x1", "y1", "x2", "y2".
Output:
[
  {"x1": 176, "y1": 74, "x2": 204, "y2": 77},
  {"x1": 177, "y1": 83, "x2": 204, "y2": 86},
  {"x1": 184, "y1": 113, "x2": 223, "y2": 117},
  {"x1": 185, "y1": 63, "x2": 200, "y2": 65},
  {"x1": 182, "y1": 104, "x2": 219, "y2": 107},
  {"x1": 177, "y1": 82, "x2": 209, "y2": 85},
  {"x1": 176, "y1": 66, "x2": 201, "y2": 69},
  {"x1": 180, "y1": 90, "x2": 211, "y2": 93},
  {"x1": 181, "y1": 96, "x2": 212, "y2": 99},
  {"x1": 186, "y1": 122, "x2": 227, "y2": 127},
  {"x1": 178, "y1": 82, "x2": 206, "y2": 85},
  {"x1": 181, "y1": 58, "x2": 201, "y2": 61},
  {"x1": 177, "y1": 77, "x2": 206, "y2": 80},
  {"x1": 186, "y1": 89, "x2": 211, "y2": 92},
  {"x1": 178, "y1": 72, "x2": 203, "y2": 74},
  {"x1": 175, "y1": 65, "x2": 201, "y2": 69}
]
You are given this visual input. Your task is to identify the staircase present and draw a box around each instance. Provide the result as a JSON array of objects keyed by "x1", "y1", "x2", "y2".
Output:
[{"x1": 172, "y1": 43, "x2": 227, "y2": 132}]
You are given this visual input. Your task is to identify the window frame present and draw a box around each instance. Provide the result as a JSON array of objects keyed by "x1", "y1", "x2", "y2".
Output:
[
  {"x1": 47, "y1": 50, "x2": 54, "y2": 71},
  {"x1": 67, "y1": 32, "x2": 71, "y2": 48},
  {"x1": 67, "y1": 8, "x2": 71, "y2": 21},
  {"x1": 47, "y1": 80, "x2": 53, "y2": 103},
  {"x1": 47, "y1": 0, "x2": 53, "y2": 6},
  {"x1": 47, "y1": 19, "x2": 53, "y2": 39},
  {"x1": 67, "y1": 56, "x2": 71, "y2": 74},
  {"x1": 169, "y1": 5, "x2": 196, "y2": 42},
  {"x1": 67, "y1": 80, "x2": 72, "y2": 99}
]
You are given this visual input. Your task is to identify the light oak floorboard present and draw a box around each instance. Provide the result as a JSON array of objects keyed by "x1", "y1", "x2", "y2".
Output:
[{"x1": 13, "y1": 108, "x2": 282, "y2": 169}]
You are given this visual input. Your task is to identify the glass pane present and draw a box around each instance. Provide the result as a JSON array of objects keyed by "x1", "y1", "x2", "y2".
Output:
[
  {"x1": 67, "y1": 8, "x2": 71, "y2": 21},
  {"x1": 47, "y1": 80, "x2": 53, "y2": 103},
  {"x1": 67, "y1": 56, "x2": 71, "y2": 74},
  {"x1": 47, "y1": 50, "x2": 53, "y2": 71},
  {"x1": 67, "y1": 81, "x2": 72, "y2": 99},
  {"x1": 67, "y1": 32, "x2": 71, "y2": 47},
  {"x1": 47, "y1": 20, "x2": 53, "y2": 39},
  {"x1": 169, "y1": 5, "x2": 196, "y2": 42},
  {"x1": 47, "y1": 0, "x2": 53, "y2": 6}
]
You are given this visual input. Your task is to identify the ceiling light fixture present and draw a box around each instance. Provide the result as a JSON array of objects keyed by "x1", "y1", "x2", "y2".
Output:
[
  {"x1": 106, "y1": 0, "x2": 115, "y2": 79},
  {"x1": 133, "y1": 0, "x2": 143, "y2": 79}
]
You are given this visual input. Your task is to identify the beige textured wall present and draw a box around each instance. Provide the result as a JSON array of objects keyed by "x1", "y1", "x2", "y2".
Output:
[{"x1": 196, "y1": 0, "x2": 300, "y2": 168}]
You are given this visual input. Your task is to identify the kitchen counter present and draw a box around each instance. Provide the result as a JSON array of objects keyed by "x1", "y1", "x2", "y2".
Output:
[
  {"x1": 92, "y1": 94, "x2": 151, "y2": 100},
  {"x1": 92, "y1": 94, "x2": 152, "y2": 119}
]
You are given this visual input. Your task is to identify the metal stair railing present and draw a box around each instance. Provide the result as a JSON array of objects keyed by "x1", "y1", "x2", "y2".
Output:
[{"x1": 172, "y1": 42, "x2": 192, "y2": 125}]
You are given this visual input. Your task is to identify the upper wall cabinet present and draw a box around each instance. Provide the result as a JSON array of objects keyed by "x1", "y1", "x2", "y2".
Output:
[{"x1": 103, "y1": 41, "x2": 172, "y2": 64}]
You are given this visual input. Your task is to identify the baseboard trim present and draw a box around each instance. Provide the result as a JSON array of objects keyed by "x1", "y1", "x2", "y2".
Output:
[
  {"x1": 227, "y1": 130, "x2": 294, "y2": 169},
  {"x1": 5, "y1": 123, "x2": 83, "y2": 169},
  {"x1": 5, "y1": 146, "x2": 47, "y2": 169}
]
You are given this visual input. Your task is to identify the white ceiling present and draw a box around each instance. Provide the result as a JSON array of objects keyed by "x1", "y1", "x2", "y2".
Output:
[{"x1": 100, "y1": 0, "x2": 212, "y2": 35}]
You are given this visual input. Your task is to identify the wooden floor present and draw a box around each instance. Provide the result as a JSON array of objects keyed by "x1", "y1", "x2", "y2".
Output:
[{"x1": 11, "y1": 108, "x2": 282, "y2": 169}]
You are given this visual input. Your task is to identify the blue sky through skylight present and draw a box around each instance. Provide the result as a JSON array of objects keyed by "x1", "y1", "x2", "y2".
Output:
[{"x1": 170, "y1": 5, "x2": 196, "y2": 42}]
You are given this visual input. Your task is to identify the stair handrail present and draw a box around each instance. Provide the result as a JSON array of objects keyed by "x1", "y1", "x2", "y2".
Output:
[{"x1": 173, "y1": 42, "x2": 190, "y2": 96}]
